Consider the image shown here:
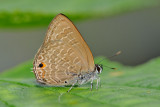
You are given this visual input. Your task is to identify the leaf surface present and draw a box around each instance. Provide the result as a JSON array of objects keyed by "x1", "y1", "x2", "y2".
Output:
[{"x1": 0, "y1": 57, "x2": 160, "y2": 107}]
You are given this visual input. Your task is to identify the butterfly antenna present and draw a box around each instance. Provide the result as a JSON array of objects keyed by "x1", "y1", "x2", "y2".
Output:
[
  {"x1": 97, "y1": 57, "x2": 106, "y2": 64},
  {"x1": 97, "y1": 51, "x2": 121, "y2": 70},
  {"x1": 97, "y1": 51, "x2": 122, "y2": 64},
  {"x1": 103, "y1": 65, "x2": 116, "y2": 70},
  {"x1": 109, "y1": 51, "x2": 121, "y2": 58}
]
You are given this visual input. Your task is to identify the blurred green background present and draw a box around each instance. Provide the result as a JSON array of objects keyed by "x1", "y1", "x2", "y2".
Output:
[{"x1": 1, "y1": 0, "x2": 160, "y2": 72}]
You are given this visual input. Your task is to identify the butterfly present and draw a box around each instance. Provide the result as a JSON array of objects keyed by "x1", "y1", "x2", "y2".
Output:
[{"x1": 33, "y1": 13, "x2": 103, "y2": 92}]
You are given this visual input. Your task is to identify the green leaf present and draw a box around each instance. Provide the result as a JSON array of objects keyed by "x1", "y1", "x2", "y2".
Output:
[
  {"x1": 0, "y1": 0, "x2": 160, "y2": 27},
  {"x1": 0, "y1": 57, "x2": 160, "y2": 107}
]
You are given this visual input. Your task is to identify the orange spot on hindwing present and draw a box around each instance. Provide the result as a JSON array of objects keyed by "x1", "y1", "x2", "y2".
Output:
[{"x1": 39, "y1": 62, "x2": 46, "y2": 69}]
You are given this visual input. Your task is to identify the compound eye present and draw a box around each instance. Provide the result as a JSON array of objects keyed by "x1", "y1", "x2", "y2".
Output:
[
  {"x1": 97, "y1": 66, "x2": 100, "y2": 72},
  {"x1": 96, "y1": 65, "x2": 102, "y2": 74},
  {"x1": 38, "y1": 62, "x2": 46, "y2": 69}
]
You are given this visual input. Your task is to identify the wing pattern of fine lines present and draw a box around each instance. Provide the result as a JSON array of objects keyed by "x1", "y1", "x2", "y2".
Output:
[{"x1": 33, "y1": 14, "x2": 95, "y2": 86}]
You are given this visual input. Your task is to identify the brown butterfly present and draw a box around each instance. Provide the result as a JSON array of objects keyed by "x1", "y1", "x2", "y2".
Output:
[{"x1": 33, "y1": 13, "x2": 103, "y2": 92}]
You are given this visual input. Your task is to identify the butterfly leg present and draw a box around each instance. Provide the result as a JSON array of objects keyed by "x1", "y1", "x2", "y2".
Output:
[
  {"x1": 96, "y1": 77, "x2": 101, "y2": 90},
  {"x1": 99, "y1": 77, "x2": 101, "y2": 87},
  {"x1": 90, "y1": 79, "x2": 93, "y2": 91},
  {"x1": 67, "y1": 81, "x2": 77, "y2": 92},
  {"x1": 96, "y1": 78, "x2": 99, "y2": 90}
]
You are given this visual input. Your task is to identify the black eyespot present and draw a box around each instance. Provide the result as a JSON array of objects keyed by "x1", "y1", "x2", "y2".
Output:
[
  {"x1": 39, "y1": 63, "x2": 43, "y2": 68},
  {"x1": 65, "y1": 81, "x2": 67, "y2": 83}
]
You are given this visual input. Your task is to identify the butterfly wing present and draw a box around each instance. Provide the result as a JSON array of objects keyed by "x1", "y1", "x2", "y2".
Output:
[{"x1": 33, "y1": 14, "x2": 95, "y2": 86}]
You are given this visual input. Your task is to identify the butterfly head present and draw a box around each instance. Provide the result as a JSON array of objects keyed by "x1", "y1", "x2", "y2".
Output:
[{"x1": 95, "y1": 64, "x2": 103, "y2": 74}]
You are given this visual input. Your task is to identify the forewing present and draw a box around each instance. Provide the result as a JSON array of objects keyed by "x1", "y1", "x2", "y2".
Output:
[{"x1": 44, "y1": 14, "x2": 95, "y2": 72}]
